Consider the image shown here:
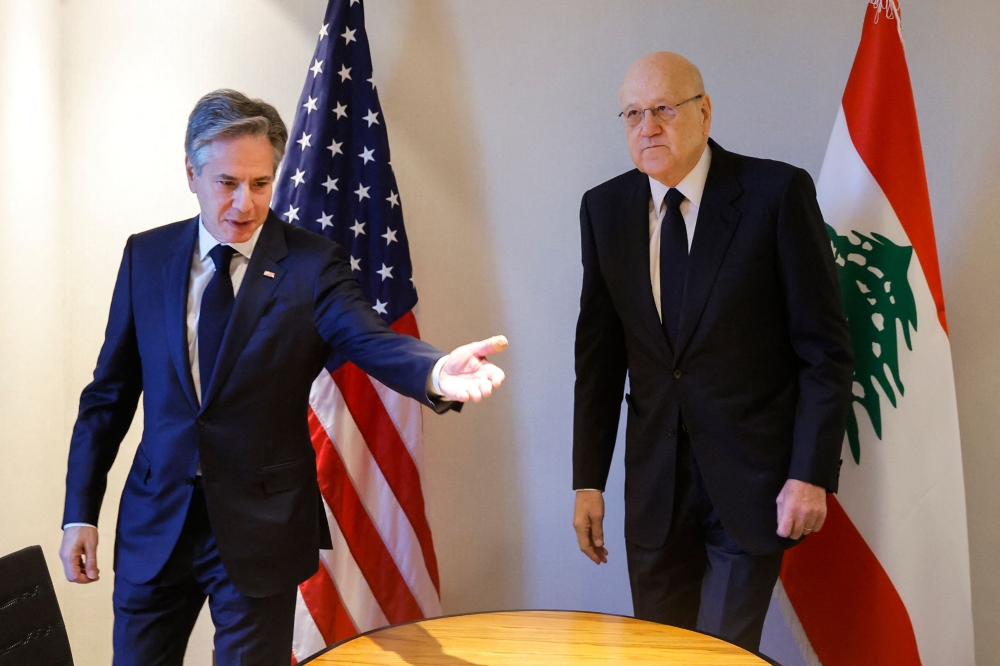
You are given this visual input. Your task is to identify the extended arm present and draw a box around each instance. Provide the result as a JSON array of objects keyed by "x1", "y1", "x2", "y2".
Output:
[{"x1": 312, "y1": 242, "x2": 504, "y2": 408}]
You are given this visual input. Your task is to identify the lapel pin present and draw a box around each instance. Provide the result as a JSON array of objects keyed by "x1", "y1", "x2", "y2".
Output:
[{"x1": 263, "y1": 270, "x2": 275, "y2": 279}]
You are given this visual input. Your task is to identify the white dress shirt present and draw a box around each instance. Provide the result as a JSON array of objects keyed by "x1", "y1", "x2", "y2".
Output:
[
  {"x1": 576, "y1": 145, "x2": 711, "y2": 494},
  {"x1": 647, "y1": 144, "x2": 712, "y2": 322}
]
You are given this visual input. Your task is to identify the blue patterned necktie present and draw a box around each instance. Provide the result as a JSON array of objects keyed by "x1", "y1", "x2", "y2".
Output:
[
  {"x1": 199, "y1": 244, "x2": 237, "y2": 396},
  {"x1": 659, "y1": 187, "x2": 688, "y2": 344}
]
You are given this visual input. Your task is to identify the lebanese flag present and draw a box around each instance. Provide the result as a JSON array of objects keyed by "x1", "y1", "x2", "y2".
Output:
[{"x1": 775, "y1": 1, "x2": 975, "y2": 664}]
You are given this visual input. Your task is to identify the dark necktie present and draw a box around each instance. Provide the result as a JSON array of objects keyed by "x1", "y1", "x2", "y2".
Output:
[
  {"x1": 659, "y1": 187, "x2": 688, "y2": 343},
  {"x1": 199, "y1": 245, "x2": 237, "y2": 396}
]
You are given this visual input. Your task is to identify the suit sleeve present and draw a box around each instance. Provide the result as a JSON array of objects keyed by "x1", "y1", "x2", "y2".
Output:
[
  {"x1": 311, "y1": 241, "x2": 456, "y2": 413},
  {"x1": 777, "y1": 169, "x2": 855, "y2": 492},
  {"x1": 573, "y1": 192, "x2": 629, "y2": 491},
  {"x1": 63, "y1": 237, "x2": 144, "y2": 526}
]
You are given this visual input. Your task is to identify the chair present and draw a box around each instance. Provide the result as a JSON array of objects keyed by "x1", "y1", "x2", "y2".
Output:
[{"x1": 0, "y1": 545, "x2": 74, "y2": 665}]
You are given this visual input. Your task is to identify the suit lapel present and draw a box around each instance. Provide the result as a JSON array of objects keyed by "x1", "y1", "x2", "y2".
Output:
[
  {"x1": 163, "y1": 218, "x2": 200, "y2": 412},
  {"x1": 674, "y1": 141, "x2": 743, "y2": 360},
  {"x1": 200, "y1": 213, "x2": 288, "y2": 411},
  {"x1": 621, "y1": 173, "x2": 673, "y2": 358}
]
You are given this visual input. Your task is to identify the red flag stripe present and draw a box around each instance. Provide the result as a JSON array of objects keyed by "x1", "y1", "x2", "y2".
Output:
[
  {"x1": 309, "y1": 408, "x2": 425, "y2": 625},
  {"x1": 842, "y1": 2, "x2": 947, "y2": 333},
  {"x1": 332, "y1": 364, "x2": 441, "y2": 593},
  {"x1": 780, "y1": 496, "x2": 922, "y2": 665},
  {"x1": 298, "y1": 558, "x2": 358, "y2": 646}
]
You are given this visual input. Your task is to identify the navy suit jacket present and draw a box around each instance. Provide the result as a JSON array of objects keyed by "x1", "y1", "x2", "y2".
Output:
[
  {"x1": 573, "y1": 140, "x2": 855, "y2": 555},
  {"x1": 64, "y1": 213, "x2": 449, "y2": 597}
]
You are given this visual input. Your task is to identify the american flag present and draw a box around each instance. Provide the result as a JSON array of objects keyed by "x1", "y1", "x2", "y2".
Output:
[{"x1": 270, "y1": 0, "x2": 441, "y2": 660}]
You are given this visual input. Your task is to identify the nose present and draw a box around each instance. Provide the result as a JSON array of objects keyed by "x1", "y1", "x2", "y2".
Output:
[
  {"x1": 232, "y1": 183, "x2": 253, "y2": 214},
  {"x1": 638, "y1": 110, "x2": 661, "y2": 137}
]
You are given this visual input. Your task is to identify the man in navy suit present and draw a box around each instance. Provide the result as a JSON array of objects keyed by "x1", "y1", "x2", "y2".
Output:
[
  {"x1": 59, "y1": 90, "x2": 507, "y2": 665},
  {"x1": 572, "y1": 53, "x2": 854, "y2": 651}
]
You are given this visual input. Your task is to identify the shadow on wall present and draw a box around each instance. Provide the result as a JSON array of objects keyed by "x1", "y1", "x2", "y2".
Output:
[
  {"x1": 948, "y1": 124, "x2": 1000, "y2": 666},
  {"x1": 381, "y1": 0, "x2": 525, "y2": 616},
  {"x1": 268, "y1": 0, "x2": 526, "y2": 614}
]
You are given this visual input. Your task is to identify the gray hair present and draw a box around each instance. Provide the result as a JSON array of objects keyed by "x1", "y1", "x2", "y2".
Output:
[{"x1": 185, "y1": 89, "x2": 288, "y2": 175}]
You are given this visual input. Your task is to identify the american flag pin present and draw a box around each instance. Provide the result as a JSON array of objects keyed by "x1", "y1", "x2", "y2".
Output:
[{"x1": 263, "y1": 270, "x2": 275, "y2": 279}]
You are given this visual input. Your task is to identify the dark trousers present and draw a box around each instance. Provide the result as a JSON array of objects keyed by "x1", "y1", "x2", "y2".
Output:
[
  {"x1": 626, "y1": 429, "x2": 783, "y2": 652},
  {"x1": 112, "y1": 484, "x2": 297, "y2": 666}
]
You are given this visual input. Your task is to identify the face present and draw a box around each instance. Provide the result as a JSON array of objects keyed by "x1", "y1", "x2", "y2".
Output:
[
  {"x1": 186, "y1": 134, "x2": 275, "y2": 244},
  {"x1": 620, "y1": 57, "x2": 712, "y2": 186}
]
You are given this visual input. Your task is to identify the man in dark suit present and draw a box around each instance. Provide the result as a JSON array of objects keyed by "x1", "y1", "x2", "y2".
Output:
[
  {"x1": 58, "y1": 90, "x2": 507, "y2": 665},
  {"x1": 572, "y1": 53, "x2": 854, "y2": 651}
]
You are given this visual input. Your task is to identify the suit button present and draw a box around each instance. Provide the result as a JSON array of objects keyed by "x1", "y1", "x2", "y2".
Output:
[
  {"x1": 184, "y1": 477, "x2": 196, "y2": 486},
  {"x1": 666, "y1": 429, "x2": 676, "y2": 438},
  {"x1": 673, "y1": 370, "x2": 682, "y2": 379},
  {"x1": 196, "y1": 418, "x2": 206, "y2": 426}
]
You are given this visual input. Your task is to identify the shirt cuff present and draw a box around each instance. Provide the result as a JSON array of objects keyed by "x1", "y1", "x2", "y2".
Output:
[
  {"x1": 575, "y1": 489, "x2": 602, "y2": 493},
  {"x1": 429, "y1": 355, "x2": 449, "y2": 397},
  {"x1": 63, "y1": 523, "x2": 96, "y2": 530}
]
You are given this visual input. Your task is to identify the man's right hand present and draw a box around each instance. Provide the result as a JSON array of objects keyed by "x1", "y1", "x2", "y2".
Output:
[
  {"x1": 573, "y1": 490, "x2": 608, "y2": 564},
  {"x1": 59, "y1": 526, "x2": 100, "y2": 583}
]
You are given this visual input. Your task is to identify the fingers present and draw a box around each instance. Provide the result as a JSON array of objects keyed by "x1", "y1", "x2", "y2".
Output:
[
  {"x1": 460, "y1": 335, "x2": 509, "y2": 359},
  {"x1": 84, "y1": 539, "x2": 100, "y2": 581}
]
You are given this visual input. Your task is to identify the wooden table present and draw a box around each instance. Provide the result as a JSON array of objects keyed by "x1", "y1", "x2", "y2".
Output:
[{"x1": 304, "y1": 610, "x2": 772, "y2": 665}]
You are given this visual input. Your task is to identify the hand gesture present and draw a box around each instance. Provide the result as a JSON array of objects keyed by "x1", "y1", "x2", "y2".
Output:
[{"x1": 438, "y1": 336, "x2": 508, "y2": 403}]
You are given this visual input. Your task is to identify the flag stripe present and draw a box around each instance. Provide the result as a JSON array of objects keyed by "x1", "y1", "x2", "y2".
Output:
[
  {"x1": 309, "y1": 407, "x2": 425, "y2": 624},
  {"x1": 781, "y1": 496, "x2": 922, "y2": 665},
  {"x1": 842, "y1": 1, "x2": 947, "y2": 333},
  {"x1": 318, "y1": 498, "x2": 390, "y2": 633},
  {"x1": 311, "y1": 370, "x2": 441, "y2": 616},
  {"x1": 298, "y1": 558, "x2": 358, "y2": 646},
  {"x1": 292, "y1": 589, "x2": 326, "y2": 663},
  {"x1": 332, "y1": 363, "x2": 441, "y2": 594}
]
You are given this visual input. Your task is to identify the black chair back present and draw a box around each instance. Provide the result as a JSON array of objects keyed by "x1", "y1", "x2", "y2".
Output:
[{"x1": 0, "y1": 545, "x2": 74, "y2": 666}]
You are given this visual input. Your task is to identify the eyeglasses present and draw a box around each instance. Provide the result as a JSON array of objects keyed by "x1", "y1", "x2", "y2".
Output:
[{"x1": 619, "y1": 94, "x2": 703, "y2": 129}]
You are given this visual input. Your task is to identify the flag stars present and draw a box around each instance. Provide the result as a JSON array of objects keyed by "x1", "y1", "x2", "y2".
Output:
[
  {"x1": 284, "y1": 205, "x2": 299, "y2": 223},
  {"x1": 350, "y1": 256, "x2": 361, "y2": 271},
  {"x1": 296, "y1": 132, "x2": 312, "y2": 150},
  {"x1": 303, "y1": 96, "x2": 318, "y2": 114},
  {"x1": 350, "y1": 220, "x2": 366, "y2": 237},
  {"x1": 382, "y1": 228, "x2": 398, "y2": 246},
  {"x1": 372, "y1": 299, "x2": 388, "y2": 315},
  {"x1": 359, "y1": 146, "x2": 375, "y2": 164},
  {"x1": 290, "y1": 168, "x2": 306, "y2": 187},
  {"x1": 332, "y1": 101, "x2": 348, "y2": 119},
  {"x1": 338, "y1": 65, "x2": 352, "y2": 82},
  {"x1": 363, "y1": 109, "x2": 380, "y2": 127},
  {"x1": 354, "y1": 184, "x2": 370, "y2": 201},
  {"x1": 341, "y1": 27, "x2": 357, "y2": 44},
  {"x1": 367, "y1": 76, "x2": 376, "y2": 89},
  {"x1": 327, "y1": 139, "x2": 343, "y2": 156},
  {"x1": 322, "y1": 176, "x2": 339, "y2": 193},
  {"x1": 386, "y1": 191, "x2": 400, "y2": 208},
  {"x1": 377, "y1": 263, "x2": 394, "y2": 281},
  {"x1": 319, "y1": 23, "x2": 329, "y2": 40},
  {"x1": 316, "y1": 212, "x2": 333, "y2": 230},
  {"x1": 310, "y1": 59, "x2": 324, "y2": 78}
]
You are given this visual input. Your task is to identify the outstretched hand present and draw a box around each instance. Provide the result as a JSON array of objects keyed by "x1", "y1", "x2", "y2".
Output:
[{"x1": 438, "y1": 335, "x2": 508, "y2": 402}]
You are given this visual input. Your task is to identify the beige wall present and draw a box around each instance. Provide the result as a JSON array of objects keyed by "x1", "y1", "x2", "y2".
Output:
[{"x1": 1, "y1": 1, "x2": 997, "y2": 664}]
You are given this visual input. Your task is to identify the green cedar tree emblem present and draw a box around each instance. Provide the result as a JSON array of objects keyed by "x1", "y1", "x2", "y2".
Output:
[{"x1": 826, "y1": 224, "x2": 917, "y2": 464}]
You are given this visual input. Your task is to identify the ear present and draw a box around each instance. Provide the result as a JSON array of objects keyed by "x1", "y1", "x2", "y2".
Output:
[
  {"x1": 185, "y1": 156, "x2": 197, "y2": 193},
  {"x1": 700, "y1": 94, "x2": 713, "y2": 136}
]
